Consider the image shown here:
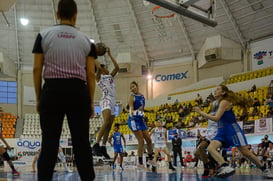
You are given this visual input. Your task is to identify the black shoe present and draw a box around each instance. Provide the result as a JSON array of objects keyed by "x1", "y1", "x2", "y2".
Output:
[
  {"x1": 93, "y1": 143, "x2": 101, "y2": 156},
  {"x1": 100, "y1": 146, "x2": 110, "y2": 159},
  {"x1": 202, "y1": 168, "x2": 210, "y2": 178},
  {"x1": 169, "y1": 166, "x2": 176, "y2": 171},
  {"x1": 152, "y1": 166, "x2": 157, "y2": 172}
]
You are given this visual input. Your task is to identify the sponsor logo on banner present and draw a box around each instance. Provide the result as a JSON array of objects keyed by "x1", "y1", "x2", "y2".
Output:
[
  {"x1": 16, "y1": 139, "x2": 41, "y2": 162},
  {"x1": 155, "y1": 71, "x2": 189, "y2": 82},
  {"x1": 126, "y1": 134, "x2": 137, "y2": 144},
  {"x1": 17, "y1": 139, "x2": 41, "y2": 149},
  {"x1": 243, "y1": 120, "x2": 255, "y2": 134},
  {"x1": 255, "y1": 118, "x2": 271, "y2": 133}
]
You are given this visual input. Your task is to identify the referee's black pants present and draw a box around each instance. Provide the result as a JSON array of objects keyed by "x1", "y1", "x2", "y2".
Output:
[{"x1": 37, "y1": 79, "x2": 95, "y2": 181}]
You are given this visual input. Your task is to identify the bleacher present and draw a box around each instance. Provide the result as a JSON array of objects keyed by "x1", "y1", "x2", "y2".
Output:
[
  {"x1": 21, "y1": 113, "x2": 104, "y2": 139},
  {"x1": 0, "y1": 113, "x2": 17, "y2": 138},
  {"x1": 224, "y1": 67, "x2": 273, "y2": 85}
]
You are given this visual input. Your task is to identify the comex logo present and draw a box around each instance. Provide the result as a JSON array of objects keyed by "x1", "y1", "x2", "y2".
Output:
[
  {"x1": 17, "y1": 140, "x2": 41, "y2": 149},
  {"x1": 155, "y1": 70, "x2": 189, "y2": 82}
]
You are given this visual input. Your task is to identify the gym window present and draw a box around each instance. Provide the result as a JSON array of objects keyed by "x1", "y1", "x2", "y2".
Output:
[{"x1": 0, "y1": 81, "x2": 17, "y2": 104}]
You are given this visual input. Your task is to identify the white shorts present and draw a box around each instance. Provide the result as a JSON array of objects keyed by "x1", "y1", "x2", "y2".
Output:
[{"x1": 100, "y1": 98, "x2": 115, "y2": 115}]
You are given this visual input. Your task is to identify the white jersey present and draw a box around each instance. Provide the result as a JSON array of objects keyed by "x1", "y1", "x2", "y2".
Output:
[
  {"x1": 97, "y1": 74, "x2": 116, "y2": 100},
  {"x1": 206, "y1": 100, "x2": 218, "y2": 140},
  {"x1": 154, "y1": 127, "x2": 166, "y2": 148},
  {"x1": 268, "y1": 147, "x2": 273, "y2": 157},
  {"x1": 207, "y1": 119, "x2": 218, "y2": 140}
]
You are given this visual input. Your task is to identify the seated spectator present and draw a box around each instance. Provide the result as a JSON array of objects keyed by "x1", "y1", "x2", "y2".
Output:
[
  {"x1": 267, "y1": 107, "x2": 273, "y2": 117},
  {"x1": 174, "y1": 99, "x2": 179, "y2": 105},
  {"x1": 251, "y1": 106, "x2": 260, "y2": 117},
  {"x1": 195, "y1": 94, "x2": 203, "y2": 106},
  {"x1": 184, "y1": 152, "x2": 195, "y2": 167},
  {"x1": 266, "y1": 94, "x2": 273, "y2": 107},
  {"x1": 250, "y1": 84, "x2": 257, "y2": 92},
  {"x1": 253, "y1": 98, "x2": 261, "y2": 107},
  {"x1": 129, "y1": 151, "x2": 135, "y2": 157},
  {"x1": 247, "y1": 95, "x2": 253, "y2": 106}
]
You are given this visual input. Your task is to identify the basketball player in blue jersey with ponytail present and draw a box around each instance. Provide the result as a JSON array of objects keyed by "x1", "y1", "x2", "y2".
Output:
[
  {"x1": 108, "y1": 124, "x2": 126, "y2": 170},
  {"x1": 127, "y1": 81, "x2": 157, "y2": 170},
  {"x1": 193, "y1": 85, "x2": 273, "y2": 179}
]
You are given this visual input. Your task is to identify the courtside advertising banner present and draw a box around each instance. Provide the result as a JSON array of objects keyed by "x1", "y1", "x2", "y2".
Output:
[
  {"x1": 255, "y1": 118, "x2": 272, "y2": 133},
  {"x1": 243, "y1": 120, "x2": 255, "y2": 134},
  {"x1": 16, "y1": 139, "x2": 41, "y2": 162},
  {"x1": 125, "y1": 134, "x2": 138, "y2": 144},
  {"x1": 16, "y1": 139, "x2": 69, "y2": 162},
  {"x1": 251, "y1": 37, "x2": 273, "y2": 70}
]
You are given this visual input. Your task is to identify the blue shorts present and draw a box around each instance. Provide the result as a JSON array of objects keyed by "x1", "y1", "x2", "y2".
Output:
[
  {"x1": 213, "y1": 122, "x2": 248, "y2": 148},
  {"x1": 128, "y1": 115, "x2": 148, "y2": 131},
  {"x1": 114, "y1": 146, "x2": 124, "y2": 154}
]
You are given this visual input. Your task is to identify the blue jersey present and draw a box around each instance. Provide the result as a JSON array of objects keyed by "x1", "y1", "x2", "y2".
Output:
[
  {"x1": 113, "y1": 132, "x2": 122, "y2": 147},
  {"x1": 213, "y1": 107, "x2": 247, "y2": 147},
  {"x1": 128, "y1": 93, "x2": 147, "y2": 131},
  {"x1": 217, "y1": 108, "x2": 237, "y2": 128},
  {"x1": 133, "y1": 93, "x2": 145, "y2": 110}
]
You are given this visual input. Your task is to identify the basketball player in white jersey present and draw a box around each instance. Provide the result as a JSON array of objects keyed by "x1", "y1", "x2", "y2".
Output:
[
  {"x1": 93, "y1": 46, "x2": 119, "y2": 159},
  {"x1": 150, "y1": 119, "x2": 176, "y2": 171}
]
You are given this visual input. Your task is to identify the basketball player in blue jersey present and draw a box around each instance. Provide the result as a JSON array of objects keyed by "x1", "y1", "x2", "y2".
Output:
[
  {"x1": 108, "y1": 124, "x2": 126, "y2": 170},
  {"x1": 194, "y1": 99, "x2": 218, "y2": 178},
  {"x1": 193, "y1": 85, "x2": 273, "y2": 179},
  {"x1": 93, "y1": 46, "x2": 119, "y2": 159},
  {"x1": 127, "y1": 81, "x2": 157, "y2": 170}
]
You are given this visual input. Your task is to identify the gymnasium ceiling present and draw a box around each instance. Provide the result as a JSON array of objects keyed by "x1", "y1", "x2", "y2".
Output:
[{"x1": 0, "y1": 0, "x2": 273, "y2": 71}]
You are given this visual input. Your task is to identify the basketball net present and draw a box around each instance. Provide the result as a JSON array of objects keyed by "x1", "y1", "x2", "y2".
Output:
[{"x1": 152, "y1": 6, "x2": 175, "y2": 41}]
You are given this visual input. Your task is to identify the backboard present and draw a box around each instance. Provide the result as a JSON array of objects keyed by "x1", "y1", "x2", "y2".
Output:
[{"x1": 145, "y1": 0, "x2": 217, "y2": 27}]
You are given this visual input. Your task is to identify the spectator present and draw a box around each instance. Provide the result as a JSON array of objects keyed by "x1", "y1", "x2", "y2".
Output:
[
  {"x1": 250, "y1": 84, "x2": 257, "y2": 92},
  {"x1": 253, "y1": 98, "x2": 261, "y2": 107},
  {"x1": 184, "y1": 152, "x2": 195, "y2": 167},
  {"x1": 195, "y1": 93, "x2": 203, "y2": 106}
]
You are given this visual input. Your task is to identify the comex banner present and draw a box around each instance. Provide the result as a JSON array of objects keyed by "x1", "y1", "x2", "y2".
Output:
[{"x1": 152, "y1": 64, "x2": 193, "y2": 98}]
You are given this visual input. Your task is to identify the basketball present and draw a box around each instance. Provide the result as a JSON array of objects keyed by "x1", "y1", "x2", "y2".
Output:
[{"x1": 96, "y1": 43, "x2": 107, "y2": 56}]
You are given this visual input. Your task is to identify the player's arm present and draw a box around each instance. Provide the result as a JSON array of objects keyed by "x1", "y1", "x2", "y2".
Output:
[
  {"x1": 95, "y1": 59, "x2": 102, "y2": 82},
  {"x1": 128, "y1": 94, "x2": 135, "y2": 115},
  {"x1": 149, "y1": 128, "x2": 155, "y2": 137},
  {"x1": 0, "y1": 135, "x2": 11, "y2": 150},
  {"x1": 121, "y1": 133, "x2": 126, "y2": 147},
  {"x1": 33, "y1": 53, "x2": 44, "y2": 113},
  {"x1": 193, "y1": 100, "x2": 230, "y2": 122},
  {"x1": 107, "y1": 47, "x2": 119, "y2": 77},
  {"x1": 164, "y1": 128, "x2": 168, "y2": 144},
  {"x1": 108, "y1": 135, "x2": 113, "y2": 147},
  {"x1": 86, "y1": 56, "x2": 96, "y2": 118}
]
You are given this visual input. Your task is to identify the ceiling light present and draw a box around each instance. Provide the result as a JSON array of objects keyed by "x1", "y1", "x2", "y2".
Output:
[
  {"x1": 20, "y1": 18, "x2": 29, "y2": 26},
  {"x1": 147, "y1": 74, "x2": 152, "y2": 79}
]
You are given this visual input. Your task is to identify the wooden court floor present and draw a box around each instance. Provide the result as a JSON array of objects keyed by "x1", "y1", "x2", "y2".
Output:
[{"x1": 0, "y1": 166, "x2": 271, "y2": 181}]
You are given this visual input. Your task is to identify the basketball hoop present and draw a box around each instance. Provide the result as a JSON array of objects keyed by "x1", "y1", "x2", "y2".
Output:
[{"x1": 152, "y1": 6, "x2": 175, "y2": 18}]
